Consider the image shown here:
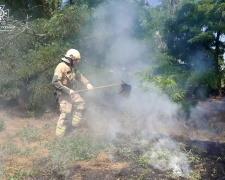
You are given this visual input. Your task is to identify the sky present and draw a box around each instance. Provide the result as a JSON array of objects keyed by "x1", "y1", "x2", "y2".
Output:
[{"x1": 146, "y1": 0, "x2": 161, "y2": 6}]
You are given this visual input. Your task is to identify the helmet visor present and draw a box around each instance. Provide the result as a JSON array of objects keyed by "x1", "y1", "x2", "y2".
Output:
[
  {"x1": 72, "y1": 58, "x2": 80, "y2": 62},
  {"x1": 70, "y1": 55, "x2": 80, "y2": 60}
]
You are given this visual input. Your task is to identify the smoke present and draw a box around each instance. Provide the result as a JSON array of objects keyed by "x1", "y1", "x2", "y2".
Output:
[
  {"x1": 118, "y1": 86, "x2": 183, "y2": 135},
  {"x1": 188, "y1": 98, "x2": 225, "y2": 135},
  {"x1": 82, "y1": 0, "x2": 150, "y2": 76},
  {"x1": 147, "y1": 137, "x2": 190, "y2": 177},
  {"x1": 81, "y1": 0, "x2": 190, "y2": 177},
  {"x1": 85, "y1": 0, "x2": 188, "y2": 132}
]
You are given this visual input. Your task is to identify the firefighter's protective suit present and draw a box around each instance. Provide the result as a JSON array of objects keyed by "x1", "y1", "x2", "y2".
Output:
[{"x1": 52, "y1": 50, "x2": 92, "y2": 136}]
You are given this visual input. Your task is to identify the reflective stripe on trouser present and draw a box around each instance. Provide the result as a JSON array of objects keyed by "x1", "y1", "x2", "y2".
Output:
[
  {"x1": 71, "y1": 93, "x2": 85, "y2": 127},
  {"x1": 56, "y1": 94, "x2": 72, "y2": 136},
  {"x1": 56, "y1": 93, "x2": 85, "y2": 136},
  {"x1": 56, "y1": 123, "x2": 66, "y2": 136}
]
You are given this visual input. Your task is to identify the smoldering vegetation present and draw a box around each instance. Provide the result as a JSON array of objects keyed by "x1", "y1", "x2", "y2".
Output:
[
  {"x1": 78, "y1": 1, "x2": 225, "y2": 178},
  {"x1": 80, "y1": 0, "x2": 192, "y2": 177},
  {"x1": 85, "y1": 88, "x2": 191, "y2": 177}
]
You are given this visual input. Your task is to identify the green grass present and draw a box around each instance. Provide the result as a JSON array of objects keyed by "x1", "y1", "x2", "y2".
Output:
[
  {"x1": 1, "y1": 142, "x2": 38, "y2": 156},
  {"x1": 1, "y1": 168, "x2": 29, "y2": 180},
  {"x1": 18, "y1": 133, "x2": 111, "y2": 179},
  {"x1": 47, "y1": 133, "x2": 108, "y2": 164},
  {"x1": 1, "y1": 142, "x2": 21, "y2": 156},
  {"x1": 16, "y1": 125, "x2": 39, "y2": 143},
  {"x1": 23, "y1": 132, "x2": 110, "y2": 177},
  {"x1": 22, "y1": 111, "x2": 34, "y2": 118}
]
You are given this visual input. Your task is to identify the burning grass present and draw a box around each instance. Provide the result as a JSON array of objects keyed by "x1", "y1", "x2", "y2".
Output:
[
  {"x1": 1, "y1": 125, "x2": 225, "y2": 179},
  {"x1": 0, "y1": 97, "x2": 225, "y2": 179}
]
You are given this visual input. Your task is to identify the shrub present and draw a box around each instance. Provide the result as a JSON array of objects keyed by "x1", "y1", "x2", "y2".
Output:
[{"x1": 0, "y1": 118, "x2": 5, "y2": 132}]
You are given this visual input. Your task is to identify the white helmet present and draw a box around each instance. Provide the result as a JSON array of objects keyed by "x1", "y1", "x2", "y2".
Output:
[{"x1": 65, "y1": 49, "x2": 81, "y2": 60}]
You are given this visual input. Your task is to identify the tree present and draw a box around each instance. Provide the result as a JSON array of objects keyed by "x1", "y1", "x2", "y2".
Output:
[
  {"x1": 0, "y1": 3, "x2": 89, "y2": 112},
  {"x1": 135, "y1": 1, "x2": 187, "y2": 103},
  {"x1": 163, "y1": 0, "x2": 225, "y2": 95},
  {"x1": 137, "y1": 0, "x2": 225, "y2": 108},
  {"x1": 0, "y1": 0, "x2": 61, "y2": 19},
  {"x1": 0, "y1": 0, "x2": 148, "y2": 112}
]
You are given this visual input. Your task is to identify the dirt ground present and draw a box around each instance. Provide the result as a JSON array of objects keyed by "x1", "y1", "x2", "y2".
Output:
[{"x1": 0, "y1": 97, "x2": 225, "y2": 180}]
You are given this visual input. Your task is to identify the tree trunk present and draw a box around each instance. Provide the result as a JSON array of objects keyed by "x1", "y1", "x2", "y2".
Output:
[
  {"x1": 170, "y1": 0, "x2": 175, "y2": 14},
  {"x1": 215, "y1": 31, "x2": 221, "y2": 92}
]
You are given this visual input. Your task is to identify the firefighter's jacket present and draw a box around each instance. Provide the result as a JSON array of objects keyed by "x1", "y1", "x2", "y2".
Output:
[{"x1": 52, "y1": 59, "x2": 89, "y2": 94}]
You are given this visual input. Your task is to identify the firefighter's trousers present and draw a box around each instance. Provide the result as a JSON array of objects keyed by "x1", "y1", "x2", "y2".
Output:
[{"x1": 56, "y1": 92, "x2": 85, "y2": 137}]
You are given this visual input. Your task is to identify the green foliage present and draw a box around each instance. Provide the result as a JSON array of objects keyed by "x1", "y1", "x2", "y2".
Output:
[
  {"x1": 163, "y1": 0, "x2": 225, "y2": 91},
  {"x1": 35, "y1": 5, "x2": 88, "y2": 39},
  {"x1": 0, "y1": 4, "x2": 89, "y2": 112},
  {"x1": 0, "y1": 0, "x2": 61, "y2": 19},
  {"x1": 137, "y1": 0, "x2": 225, "y2": 103},
  {"x1": 142, "y1": 4, "x2": 170, "y2": 51},
  {"x1": 135, "y1": 66, "x2": 187, "y2": 103},
  {"x1": 187, "y1": 69, "x2": 220, "y2": 90},
  {"x1": 180, "y1": 100, "x2": 192, "y2": 115},
  {"x1": 73, "y1": 0, "x2": 106, "y2": 8}
]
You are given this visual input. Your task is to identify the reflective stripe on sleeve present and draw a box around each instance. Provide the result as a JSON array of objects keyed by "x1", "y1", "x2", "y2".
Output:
[{"x1": 54, "y1": 72, "x2": 62, "y2": 78}]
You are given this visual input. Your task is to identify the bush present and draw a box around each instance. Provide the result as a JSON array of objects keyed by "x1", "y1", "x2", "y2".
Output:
[
  {"x1": 0, "y1": 118, "x2": 5, "y2": 132},
  {"x1": 135, "y1": 66, "x2": 187, "y2": 103}
]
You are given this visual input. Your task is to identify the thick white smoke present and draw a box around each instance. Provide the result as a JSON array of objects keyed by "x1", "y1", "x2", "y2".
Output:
[
  {"x1": 82, "y1": 0, "x2": 190, "y2": 177},
  {"x1": 147, "y1": 137, "x2": 190, "y2": 177}
]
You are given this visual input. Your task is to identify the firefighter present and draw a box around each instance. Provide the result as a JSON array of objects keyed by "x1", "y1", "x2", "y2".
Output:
[{"x1": 52, "y1": 49, "x2": 93, "y2": 136}]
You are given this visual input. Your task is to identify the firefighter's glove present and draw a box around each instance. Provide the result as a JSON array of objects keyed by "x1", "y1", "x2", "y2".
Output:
[
  {"x1": 87, "y1": 83, "x2": 93, "y2": 90},
  {"x1": 69, "y1": 90, "x2": 75, "y2": 99},
  {"x1": 69, "y1": 90, "x2": 75, "y2": 97},
  {"x1": 69, "y1": 90, "x2": 75, "y2": 95}
]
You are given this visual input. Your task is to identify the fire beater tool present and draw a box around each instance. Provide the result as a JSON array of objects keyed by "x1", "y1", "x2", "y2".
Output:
[{"x1": 74, "y1": 81, "x2": 131, "y2": 98}]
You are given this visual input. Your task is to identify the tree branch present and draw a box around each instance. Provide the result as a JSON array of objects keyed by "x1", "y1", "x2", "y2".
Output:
[
  {"x1": 0, "y1": 14, "x2": 46, "y2": 50},
  {"x1": 0, "y1": 27, "x2": 26, "y2": 49}
]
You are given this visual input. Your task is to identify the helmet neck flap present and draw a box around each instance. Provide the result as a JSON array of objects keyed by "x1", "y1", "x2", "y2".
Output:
[{"x1": 61, "y1": 57, "x2": 72, "y2": 66}]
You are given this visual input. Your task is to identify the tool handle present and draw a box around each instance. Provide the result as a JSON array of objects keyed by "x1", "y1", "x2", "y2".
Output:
[{"x1": 74, "y1": 83, "x2": 123, "y2": 93}]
